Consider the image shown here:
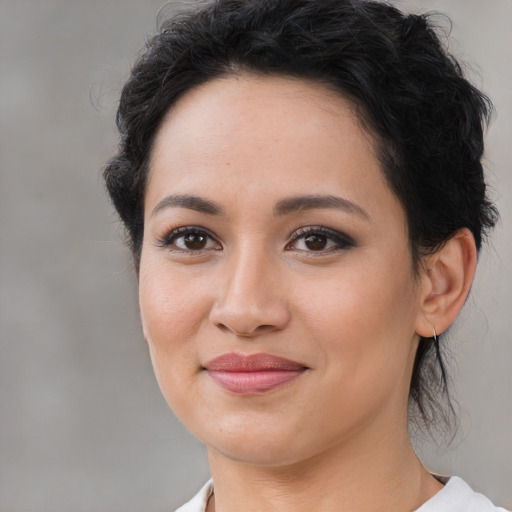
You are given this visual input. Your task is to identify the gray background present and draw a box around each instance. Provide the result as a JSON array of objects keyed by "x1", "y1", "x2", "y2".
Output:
[{"x1": 0, "y1": 0, "x2": 510, "y2": 510}]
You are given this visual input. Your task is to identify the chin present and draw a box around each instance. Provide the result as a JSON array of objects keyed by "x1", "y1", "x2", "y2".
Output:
[
  {"x1": 195, "y1": 416, "x2": 323, "y2": 468},
  {"x1": 209, "y1": 437, "x2": 309, "y2": 468}
]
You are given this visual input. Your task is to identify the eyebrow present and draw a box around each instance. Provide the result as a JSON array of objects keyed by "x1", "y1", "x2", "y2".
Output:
[
  {"x1": 150, "y1": 193, "x2": 369, "y2": 220},
  {"x1": 275, "y1": 194, "x2": 369, "y2": 219},
  {"x1": 150, "y1": 194, "x2": 223, "y2": 217}
]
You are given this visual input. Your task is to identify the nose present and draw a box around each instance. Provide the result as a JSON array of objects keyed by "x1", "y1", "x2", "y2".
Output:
[{"x1": 209, "y1": 245, "x2": 291, "y2": 337}]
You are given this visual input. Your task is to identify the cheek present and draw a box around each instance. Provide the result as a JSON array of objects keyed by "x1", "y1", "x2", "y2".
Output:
[
  {"x1": 139, "y1": 258, "x2": 211, "y2": 342},
  {"x1": 296, "y1": 257, "x2": 419, "y2": 384},
  {"x1": 138, "y1": 260, "x2": 212, "y2": 400},
  {"x1": 297, "y1": 267, "x2": 415, "y2": 338}
]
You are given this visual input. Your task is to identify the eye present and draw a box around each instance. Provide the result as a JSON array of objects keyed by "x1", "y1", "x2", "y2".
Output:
[
  {"x1": 286, "y1": 226, "x2": 355, "y2": 253},
  {"x1": 160, "y1": 226, "x2": 221, "y2": 252}
]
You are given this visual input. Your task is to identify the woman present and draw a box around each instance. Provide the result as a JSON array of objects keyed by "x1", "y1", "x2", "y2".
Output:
[{"x1": 104, "y1": 0, "x2": 506, "y2": 510}]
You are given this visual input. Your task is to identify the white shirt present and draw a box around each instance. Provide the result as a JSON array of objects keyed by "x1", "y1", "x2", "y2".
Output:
[{"x1": 174, "y1": 477, "x2": 509, "y2": 512}]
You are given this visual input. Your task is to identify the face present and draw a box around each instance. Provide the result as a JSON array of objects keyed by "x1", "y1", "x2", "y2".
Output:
[{"x1": 139, "y1": 75, "x2": 425, "y2": 466}]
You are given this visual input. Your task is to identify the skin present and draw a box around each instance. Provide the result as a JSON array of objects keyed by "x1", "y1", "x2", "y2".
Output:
[{"x1": 139, "y1": 75, "x2": 477, "y2": 511}]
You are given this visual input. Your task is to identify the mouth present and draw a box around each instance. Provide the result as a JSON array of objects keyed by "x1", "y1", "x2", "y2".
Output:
[{"x1": 203, "y1": 353, "x2": 308, "y2": 395}]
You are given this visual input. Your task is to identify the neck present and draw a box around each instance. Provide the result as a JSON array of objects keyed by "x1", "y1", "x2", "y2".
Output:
[{"x1": 206, "y1": 424, "x2": 442, "y2": 512}]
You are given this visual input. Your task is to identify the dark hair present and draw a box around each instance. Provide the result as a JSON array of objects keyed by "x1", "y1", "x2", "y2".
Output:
[{"x1": 104, "y1": 0, "x2": 498, "y2": 430}]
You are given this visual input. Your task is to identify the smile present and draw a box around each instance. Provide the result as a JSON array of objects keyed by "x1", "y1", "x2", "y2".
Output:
[{"x1": 204, "y1": 353, "x2": 308, "y2": 395}]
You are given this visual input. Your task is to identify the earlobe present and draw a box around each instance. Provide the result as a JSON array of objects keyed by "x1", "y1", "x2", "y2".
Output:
[{"x1": 415, "y1": 228, "x2": 477, "y2": 338}]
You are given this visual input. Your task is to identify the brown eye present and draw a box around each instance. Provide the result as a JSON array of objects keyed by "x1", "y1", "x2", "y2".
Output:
[
  {"x1": 162, "y1": 227, "x2": 220, "y2": 252},
  {"x1": 287, "y1": 226, "x2": 355, "y2": 254},
  {"x1": 184, "y1": 233, "x2": 208, "y2": 250},
  {"x1": 304, "y1": 234, "x2": 328, "y2": 251}
]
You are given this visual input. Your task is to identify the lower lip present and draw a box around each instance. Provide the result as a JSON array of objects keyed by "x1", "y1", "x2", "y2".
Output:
[{"x1": 207, "y1": 369, "x2": 305, "y2": 394}]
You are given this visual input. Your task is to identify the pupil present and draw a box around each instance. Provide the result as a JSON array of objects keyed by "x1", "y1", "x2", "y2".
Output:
[
  {"x1": 305, "y1": 234, "x2": 327, "y2": 250},
  {"x1": 185, "y1": 233, "x2": 206, "y2": 249}
]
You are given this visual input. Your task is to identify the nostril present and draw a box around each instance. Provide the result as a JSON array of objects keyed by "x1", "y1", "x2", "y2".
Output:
[
  {"x1": 212, "y1": 321, "x2": 276, "y2": 338},
  {"x1": 214, "y1": 323, "x2": 231, "y2": 334},
  {"x1": 209, "y1": 288, "x2": 291, "y2": 336}
]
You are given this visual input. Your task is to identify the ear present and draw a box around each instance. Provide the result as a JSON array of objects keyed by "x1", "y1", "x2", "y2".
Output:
[{"x1": 415, "y1": 228, "x2": 478, "y2": 338}]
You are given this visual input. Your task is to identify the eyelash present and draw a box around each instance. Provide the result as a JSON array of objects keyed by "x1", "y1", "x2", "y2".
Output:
[
  {"x1": 157, "y1": 225, "x2": 355, "y2": 254},
  {"x1": 286, "y1": 226, "x2": 355, "y2": 254},
  {"x1": 158, "y1": 226, "x2": 221, "y2": 253}
]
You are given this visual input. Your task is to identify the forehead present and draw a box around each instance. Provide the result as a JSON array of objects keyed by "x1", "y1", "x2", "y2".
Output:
[
  {"x1": 147, "y1": 74, "x2": 400, "y2": 223},
  {"x1": 151, "y1": 74, "x2": 371, "y2": 159}
]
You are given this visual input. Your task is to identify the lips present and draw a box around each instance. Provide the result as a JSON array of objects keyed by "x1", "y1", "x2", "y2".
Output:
[{"x1": 204, "y1": 353, "x2": 307, "y2": 394}]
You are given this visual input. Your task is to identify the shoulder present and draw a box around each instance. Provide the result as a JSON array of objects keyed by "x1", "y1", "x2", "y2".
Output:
[
  {"x1": 174, "y1": 480, "x2": 213, "y2": 512},
  {"x1": 415, "y1": 476, "x2": 509, "y2": 512}
]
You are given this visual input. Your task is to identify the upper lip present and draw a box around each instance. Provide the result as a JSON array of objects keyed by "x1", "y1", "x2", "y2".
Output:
[{"x1": 204, "y1": 353, "x2": 307, "y2": 372}]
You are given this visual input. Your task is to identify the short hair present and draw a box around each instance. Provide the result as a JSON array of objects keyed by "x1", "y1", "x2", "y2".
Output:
[{"x1": 104, "y1": 0, "x2": 498, "y2": 431}]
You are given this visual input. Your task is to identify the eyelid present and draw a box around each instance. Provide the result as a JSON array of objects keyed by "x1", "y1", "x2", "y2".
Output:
[
  {"x1": 286, "y1": 225, "x2": 355, "y2": 251},
  {"x1": 157, "y1": 225, "x2": 222, "y2": 251},
  {"x1": 156, "y1": 224, "x2": 354, "y2": 254}
]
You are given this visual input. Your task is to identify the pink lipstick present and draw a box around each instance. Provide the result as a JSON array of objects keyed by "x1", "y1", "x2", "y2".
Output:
[{"x1": 204, "y1": 353, "x2": 307, "y2": 394}]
